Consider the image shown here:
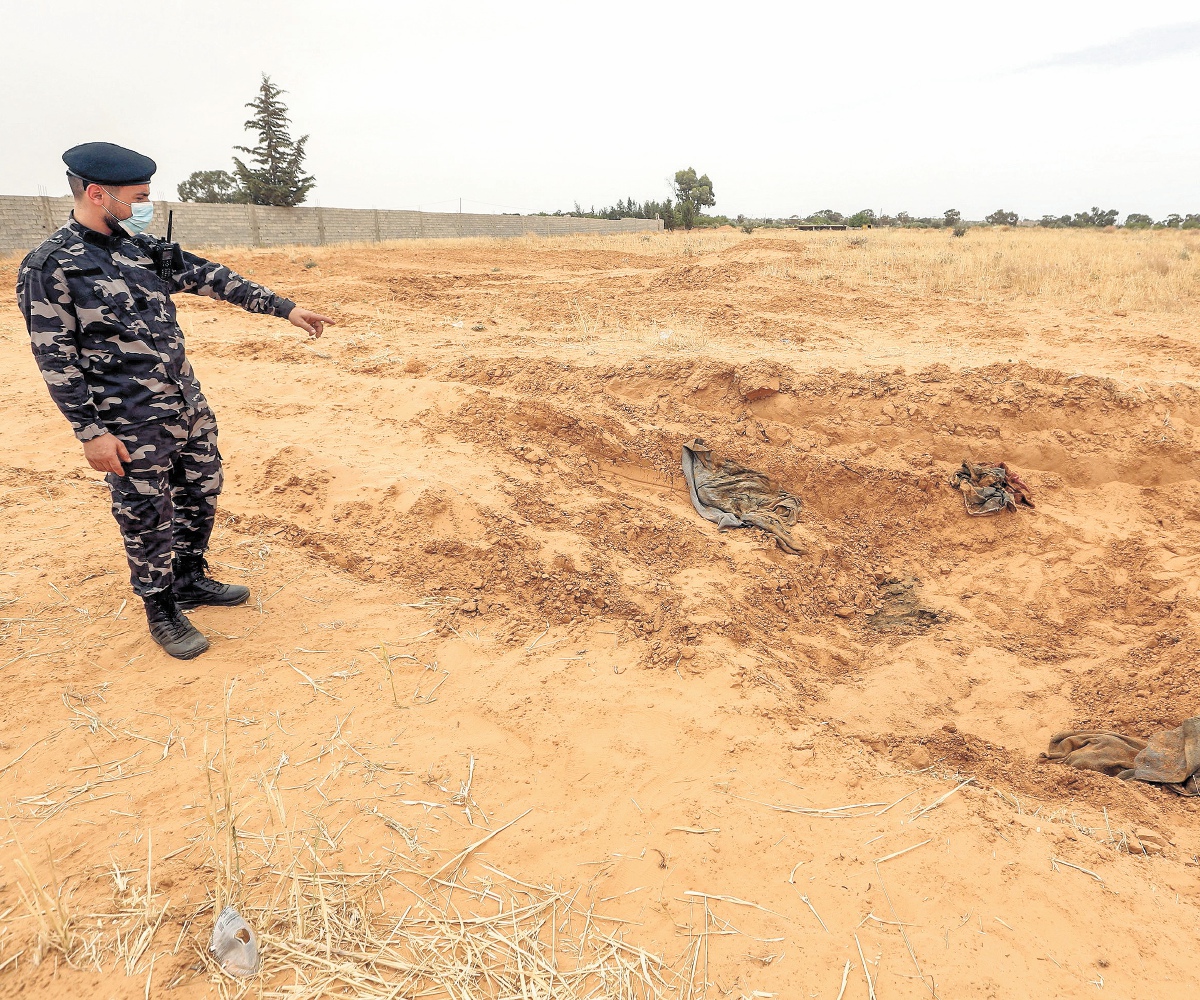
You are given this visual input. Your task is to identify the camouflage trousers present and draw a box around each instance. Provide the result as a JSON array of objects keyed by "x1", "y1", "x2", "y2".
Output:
[{"x1": 106, "y1": 406, "x2": 223, "y2": 597}]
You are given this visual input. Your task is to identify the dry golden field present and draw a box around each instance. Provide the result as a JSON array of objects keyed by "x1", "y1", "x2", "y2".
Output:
[{"x1": 2, "y1": 225, "x2": 1200, "y2": 999}]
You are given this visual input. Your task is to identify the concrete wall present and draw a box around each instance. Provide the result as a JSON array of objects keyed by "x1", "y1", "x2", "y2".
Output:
[{"x1": 0, "y1": 195, "x2": 662, "y2": 255}]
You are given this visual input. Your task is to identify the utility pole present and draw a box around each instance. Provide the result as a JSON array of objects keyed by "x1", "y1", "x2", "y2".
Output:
[{"x1": 459, "y1": 197, "x2": 462, "y2": 215}]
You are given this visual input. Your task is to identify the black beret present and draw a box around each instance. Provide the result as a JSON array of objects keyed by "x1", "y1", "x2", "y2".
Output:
[{"x1": 63, "y1": 142, "x2": 157, "y2": 185}]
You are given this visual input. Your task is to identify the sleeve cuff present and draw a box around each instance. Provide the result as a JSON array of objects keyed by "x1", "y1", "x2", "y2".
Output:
[
  {"x1": 274, "y1": 298, "x2": 296, "y2": 319},
  {"x1": 75, "y1": 422, "x2": 109, "y2": 442}
]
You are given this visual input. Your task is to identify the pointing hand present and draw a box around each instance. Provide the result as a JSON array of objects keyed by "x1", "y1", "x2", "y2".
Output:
[{"x1": 288, "y1": 306, "x2": 335, "y2": 338}]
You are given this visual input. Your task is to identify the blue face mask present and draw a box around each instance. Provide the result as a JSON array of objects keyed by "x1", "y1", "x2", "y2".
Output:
[{"x1": 104, "y1": 190, "x2": 154, "y2": 236}]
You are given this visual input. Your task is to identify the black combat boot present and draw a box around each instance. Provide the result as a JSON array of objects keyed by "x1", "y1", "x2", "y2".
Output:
[
  {"x1": 173, "y1": 554, "x2": 251, "y2": 610},
  {"x1": 144, "y1": 590, "x2": 210, "y2": 660}
]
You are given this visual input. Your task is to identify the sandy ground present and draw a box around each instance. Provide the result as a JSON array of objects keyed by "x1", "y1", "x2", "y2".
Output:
[{"x1": 1, "y1": 226, "x2": 1199, "y2": 997}]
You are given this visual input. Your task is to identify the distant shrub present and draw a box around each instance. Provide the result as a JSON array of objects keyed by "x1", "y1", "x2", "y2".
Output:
[
  {"x1": 566, "y1": 195, "x2": 679, "y2": 229},
  {"x1": 952, "y1": 223, "x2": 968, "y2": 238},
  {"x1": 1072, "y1": 207, "x2": 1119, "y2": 227}
]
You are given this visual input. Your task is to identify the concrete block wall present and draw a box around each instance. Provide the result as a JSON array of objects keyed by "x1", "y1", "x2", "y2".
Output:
[
  {"x1": 0, "y1": 195, "x2": 662, "y2": 255},
  {"x1": 0, "y1": 195, "x2": 75, "y2": 254}
]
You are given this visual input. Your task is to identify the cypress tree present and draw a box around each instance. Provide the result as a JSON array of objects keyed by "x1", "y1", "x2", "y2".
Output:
[{"x1": 233, "y1": 74, "x2": 316, "y2": 207}]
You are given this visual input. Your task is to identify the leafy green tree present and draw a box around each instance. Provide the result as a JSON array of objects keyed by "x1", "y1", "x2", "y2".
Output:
[
  {"x1": 944, "y1": 209, "x2": 961, "y2": 227},
  {"x1": 1183, "y1": 215, "x2": 1200, "y2": 229},
  {"x1": 1071, "y1": 207, "x2": 1118, "y2": 227},
  {"x1": 1159, "y1": 213, "x2": 1183, "y2": 228},
  {"x1": 810, "y1": 209, "x2": 844, "y2": 224},
  {"x1": 985, "y1": 209, "x2": 1018, "y2": 226},
  {"x1": 233, "y1": 74, "x2": 316, "y2": 207},
  {"x1": 845, "y1": 209, "x2": 876, "y2": 227},
  {"x1": 1123, "y1": 213, "x2": 1153, "y2": 229},
  {"x1": 673, "y1": 167, "x2": 715, "y2": 230},
  {"x1": 177, "y1": 169, "x2": 248, "y2": 203}
]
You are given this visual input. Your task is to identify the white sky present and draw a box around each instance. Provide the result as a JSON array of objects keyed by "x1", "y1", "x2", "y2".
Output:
[{"x1": 1, "y1": 1, "x2": 1197, "y2": 221}]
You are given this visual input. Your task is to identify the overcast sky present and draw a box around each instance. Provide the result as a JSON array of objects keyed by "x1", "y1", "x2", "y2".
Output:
[{"x1": 1, "y1": 1, "x2": 1196, "y2": 221}]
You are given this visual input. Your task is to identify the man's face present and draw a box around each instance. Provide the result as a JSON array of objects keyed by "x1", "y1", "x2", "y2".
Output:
[{"x1": 87, "y1": 182, "x2": 151, "y2": 221}]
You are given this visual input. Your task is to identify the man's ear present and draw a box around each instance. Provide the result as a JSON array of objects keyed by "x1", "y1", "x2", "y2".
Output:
[{"x1": 84, "y1": 183, "x2": 108, "y2": 206}]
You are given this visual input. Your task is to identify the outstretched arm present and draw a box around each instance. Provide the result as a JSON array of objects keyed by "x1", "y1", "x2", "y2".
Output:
[
  {"x1": 171, "y1": 248, "x2": 295, "y2": 316},
  {"x1": 170, "y1": 248, "x2": 333, "y2": 337}
]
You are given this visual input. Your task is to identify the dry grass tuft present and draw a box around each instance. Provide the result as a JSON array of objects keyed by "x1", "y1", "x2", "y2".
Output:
[
  {"x1": 10, "y1": 827, "x2": 80, "y2": 968},
  {"x1": 211, "y1": 859, "x2": 687, "y2": 999},
  {"x1": 204, "y1": 682, "x2": 245, "y2": 917}
]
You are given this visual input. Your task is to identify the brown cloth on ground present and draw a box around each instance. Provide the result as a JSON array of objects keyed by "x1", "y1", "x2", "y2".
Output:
[
  {"x1": 1042, "y1": 717, "x2": 1200, "y2": 796},
  {"x1": 950, "y1": 460, "x2": 1035, "y2": 516},
  {"x1": 681, "y1": 439, "x2": 807, "y2": 555}
]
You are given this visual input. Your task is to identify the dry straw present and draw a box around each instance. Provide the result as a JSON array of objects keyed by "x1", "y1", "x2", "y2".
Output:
[
  {"x1": 188, "y1": 684, "x2": 699, "y2": 998},
  {"x1": 222, "y1": 858, "x2": 691, "y2": 1000},
  {"x1": 2, "y1": 683, "x2": 700, "y2": 997}
]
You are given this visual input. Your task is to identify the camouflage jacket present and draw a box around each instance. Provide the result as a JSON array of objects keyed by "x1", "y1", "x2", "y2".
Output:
[{"x1": 16, "y1": 215, "x2": 295, "y2": 441}]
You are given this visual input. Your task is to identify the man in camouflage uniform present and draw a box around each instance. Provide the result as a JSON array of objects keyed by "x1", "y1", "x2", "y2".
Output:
[{"x1": 16, "y1": 142, "x2": 333, "y2": 660}]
